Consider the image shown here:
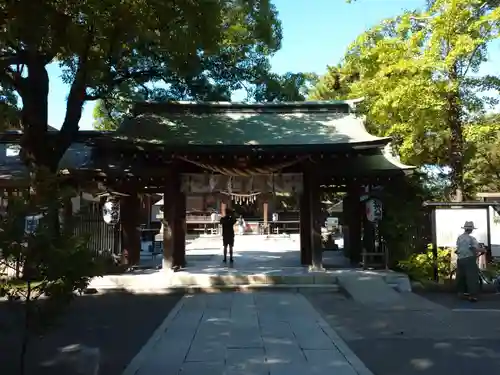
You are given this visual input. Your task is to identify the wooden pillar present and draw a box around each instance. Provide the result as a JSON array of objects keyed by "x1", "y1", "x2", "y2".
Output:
[
  {"x1": 162, "y1": 170, "x2": 186, "y2": 270},
  {"x1": 344, "y1": 183, "x2": 362, "y2": 265},
  {"x1": 300, "y1": 171, "x2": 312, "y2": 265},
  {"x1": 174, "y1": 191, "x2": 186, "y2": 267},
  {"x1": 121, "y1": 194, "x2": 141, "y2": 266},
  {"x1": 309, "y1": 173, "x2": 323, "y2": 270},
  {"x1": 263, "y1": 200, "x2": 268, "y2": 225}
]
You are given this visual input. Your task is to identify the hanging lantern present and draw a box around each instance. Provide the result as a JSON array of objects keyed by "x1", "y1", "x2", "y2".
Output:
[{"x1": 102, "y1": 197, "x2": 120, "y2": 225}]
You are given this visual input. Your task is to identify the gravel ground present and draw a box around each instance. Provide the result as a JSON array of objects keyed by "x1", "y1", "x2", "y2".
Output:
[
  {"x1": 0, "y1": 290, "x2": 182, "y2": 375},
  {"x1": 305, "y1": 291, "x2": 500, "y2": 375}
]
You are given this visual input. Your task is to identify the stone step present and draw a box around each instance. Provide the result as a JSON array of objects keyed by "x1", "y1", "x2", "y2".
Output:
[
  {"x1": 94, "y1": 284, "x2": 341, "y2": 295},
  {"x1": 89, "y1": 268, "x2": 411, "y2": 296},
  {"x1": 168, "y1": 272, "x2": 339, "y2": 287}
]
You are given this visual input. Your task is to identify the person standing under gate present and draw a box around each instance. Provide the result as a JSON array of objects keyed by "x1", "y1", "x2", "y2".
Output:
[
  {"x1": 455, "y1": 221, "x2": 485, "y2": 302},
  {"x1": 220, "y1": 209, "x2": 237, "y2": 263}
]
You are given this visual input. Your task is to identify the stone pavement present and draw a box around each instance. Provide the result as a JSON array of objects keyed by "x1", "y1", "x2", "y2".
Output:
[
  {"x1": 122, "y1": 292, "x2": 374, "y2": 375},
  {"x1": 306, "y1": 291, "x2": 500, "y2": 375}
]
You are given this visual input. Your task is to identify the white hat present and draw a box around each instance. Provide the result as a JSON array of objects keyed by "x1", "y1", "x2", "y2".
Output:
[{"x1": 462, "y1": 221, "x2": 477, "y2": 229}]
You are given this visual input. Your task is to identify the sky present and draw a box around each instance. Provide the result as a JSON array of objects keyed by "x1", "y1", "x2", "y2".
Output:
[{"x1": 45, "y1": 0, "x2": 500, "y2": 130}]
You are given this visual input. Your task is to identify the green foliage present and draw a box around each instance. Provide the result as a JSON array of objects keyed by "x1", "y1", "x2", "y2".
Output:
[
  {"x1": 0, "y1": 195, "x2": 102, "y2": 307},
  {"x1": 377, "y1": 174, "x2": 435, "y2": 264},
  {"x1": 93, "y1": 69, "x2": 318, "y2": 130},
  {"x1": 92, "y1": 97, "x2": 130, "y2": 131},
  {"x1": 311, "y1": 0, "x2": 500, "y2": 199},
  {"x1": 1, "y1": 0, "x2": 282, "y2": 166},
  {"x1": 0, "y1": 170, "x2": 103, "y2": 374},
  {"x1": 0, "y1": 85, "x2": 20, "y2": 130},
  {"x1": 464, "y1": 113, "x2": 500, "y2": 192},
  {"x1": 250, "y1": 72, "x2": 319, "y2": 102},
  {"x1": 398, "y1": 245, "x2": 454, "y2": 281},
  {"x1": 482, "y1": 259, "x2": 500, "y2": 280}
]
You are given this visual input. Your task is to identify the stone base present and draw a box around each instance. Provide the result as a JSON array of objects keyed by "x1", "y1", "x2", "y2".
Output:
[{"x1": 89, "y1": 267, "x2": 411, "y2": 296}]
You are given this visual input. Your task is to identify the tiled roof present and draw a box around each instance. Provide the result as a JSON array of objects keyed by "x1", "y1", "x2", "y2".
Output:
[{"x1": 114, "y1": 101, "x2": 390, "y2": 147}]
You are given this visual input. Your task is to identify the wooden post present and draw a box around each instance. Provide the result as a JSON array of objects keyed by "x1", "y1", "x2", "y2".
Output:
[
  {"x1": 162, "y1": 170, "x2": 186, "y2": 270},
  {"x1": 309, "y1": 173, "x2": 323, "y2": 270},
  {"x1": 345, "y1": 183, "x2": 362, "y2": 265},
  {"x1": 300, "y1": 171, "x2": 312, "y2": 265},
  {"x1": 174, "y1": 191, "x2": 186, "y2": 267},
  {"x1": 263, "y1": 200, "x2": 268, "y2": 234},
  {"x1": 121, "y1": 194, "x2": 141, "y2": 266}
]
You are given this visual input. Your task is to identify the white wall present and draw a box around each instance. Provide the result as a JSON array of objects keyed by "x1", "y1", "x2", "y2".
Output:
[{"x1": 489, "y1": 206, "x2": 500, "y2": 257}]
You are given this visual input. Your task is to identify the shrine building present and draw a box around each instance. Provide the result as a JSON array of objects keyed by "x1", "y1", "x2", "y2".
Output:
[{"x1": 0, "y1": 100, "x2": 413, "y2": 270}]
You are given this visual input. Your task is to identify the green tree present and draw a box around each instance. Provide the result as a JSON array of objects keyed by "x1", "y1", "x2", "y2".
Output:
[
  {"x1": 1, "y1": 0, "x2": 282, "y2": 170},
  {"x1": 250, "y1": 72, "x2": 319, "y2": 102},
  {"x1": 0, "y1": 84, "x2": 20, "y2": 130},
  {"x1": 464, "y1": 112, "x2": 500, "y2": 193},
  {"x1": 0, "y1": 171, "x2": 103, "y2": 375},
  {"x1": 311, "y1": 0, "x2": 500, "y2": 201},
  {"x1": 92, "y1": 70, "x2": 317, "y2": 130}
]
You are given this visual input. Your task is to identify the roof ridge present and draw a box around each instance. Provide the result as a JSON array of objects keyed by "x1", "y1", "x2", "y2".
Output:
[{"x1": 132, "y1": 100, "x2": 361, "y2": 116}]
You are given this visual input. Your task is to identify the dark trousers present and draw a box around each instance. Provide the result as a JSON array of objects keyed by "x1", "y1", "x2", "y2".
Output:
[
  {"x1": 223, "y1": 235, "x2": 234, "y2": 260},
  {"x1": 456, "y1": 256, "x2": 479, "y2": 296}
]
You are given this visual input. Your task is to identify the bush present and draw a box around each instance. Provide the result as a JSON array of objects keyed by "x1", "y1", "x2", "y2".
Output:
[
  {"x1": 482, "y1": 259, "x2": 500, "y2": 281},
  {"x1": 0, "y1": 170, "x2": 104, "y2": 375},
  {"x1": 398, "y1": 245, "x2": 455, "y2": 282}
]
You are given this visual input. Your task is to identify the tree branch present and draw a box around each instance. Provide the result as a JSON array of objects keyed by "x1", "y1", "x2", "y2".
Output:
[
  {"x1": 56, "y1": 26, "x2": 96, "y2": 162},
  {"x1": 462, "y1": 44, "x2": 483, "y2": 78},
  {"x1": 84, "y1": 69, "x2": 163, "y2": 101}
]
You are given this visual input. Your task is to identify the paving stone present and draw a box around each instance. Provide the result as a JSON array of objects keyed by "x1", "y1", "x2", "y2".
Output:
[
  {"x1": 185, "y1": 342, "x2": 226, "y2": 362},
  {"x1": 231, "y1": 293, "x2": 256, "y2": 309},
  {"x1": 303, "y1": 348, "x2": 347, "y2": 364},
  {"x1": 291, "y1": 325, "x2": 335, "y2": 350},
  {"x1": 228, "y1": 327, "x2": 263, "y2": 348},
  {"x1": 267, "y1": 362, "x2": 311, "y2": 375},
  {"x1": 205, "y1": 294, "x2": 234, "y2": 308},
  {"x1": 225, "y1": 363, "x2": 270, "y2": 375},
  {"x1": 231, "y1": 309, "x2": 260, "y2": 328},
  {"x1": 136, "y1": 360, "x2": 181, "y2": 375},
  {"x1": 170, "y1": 310, "x2": 204, "y2": 327},
  {"x1": 226, "y1": 348, "x2": 267, "y2": 366},
  {"x1": 151, "y1": 337, "x2": 192, "y2": 363},
  {"x1": 178, "y1": 361, "x2": 225, "y2": 375},
  {"x1": 265, "y1": 343, "x2": 306, "y2": 364},
  {"x1": 202, "y1": 309, "x2": 232, "y2": 323}
]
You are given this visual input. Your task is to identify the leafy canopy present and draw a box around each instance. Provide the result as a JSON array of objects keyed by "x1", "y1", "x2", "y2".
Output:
[
  {"x1": 92, "y1": 70, "x2": 318, "y2": 130},
  {"x1": 312, "y1": 0, "x2": 500, "y2": 167},
  {"x1": 0, "y1": 0, "x2": 282, "y2": 166},
  {"x1": 312, "y1": 0, "x2": 500, "y2": 199}
]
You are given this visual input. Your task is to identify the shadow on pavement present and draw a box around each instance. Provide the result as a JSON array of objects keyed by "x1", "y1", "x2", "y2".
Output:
[
  {"x1": 416, "y1": 290, "x2": 500, "y2": 310},
  {"x1": 0, "y1": 290, "x2": 182, "y2": 375},
  {"x1": 305, "y1": 291, "x2": 500, "y2": 375}
]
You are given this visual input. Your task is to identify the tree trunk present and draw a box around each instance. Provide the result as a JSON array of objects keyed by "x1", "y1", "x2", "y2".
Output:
[{"x1": 447, "y1": 67, "x2": 465, "y2": 202}]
